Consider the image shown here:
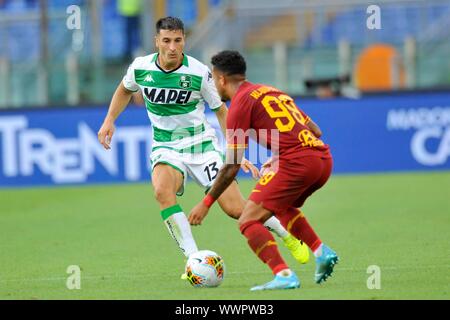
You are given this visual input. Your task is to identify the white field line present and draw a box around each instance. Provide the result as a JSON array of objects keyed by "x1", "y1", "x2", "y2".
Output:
[{"x1": 0, "y1": 264, "x2": 446, "y2": 283}]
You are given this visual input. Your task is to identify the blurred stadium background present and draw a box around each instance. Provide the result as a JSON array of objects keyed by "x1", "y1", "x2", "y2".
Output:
[
  {"x1": 1, "y1": 0, "x2": 450, "y2": 106},
  {"x1": 0, "y1": 0, "x2": 449, "y2": 300}
]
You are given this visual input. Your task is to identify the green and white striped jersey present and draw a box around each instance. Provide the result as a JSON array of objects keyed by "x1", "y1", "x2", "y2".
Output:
[{"x1": 122, "y1": 53, "x2": 222, "y2": 153}]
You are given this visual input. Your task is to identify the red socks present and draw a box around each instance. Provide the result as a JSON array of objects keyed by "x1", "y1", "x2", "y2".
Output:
[
  {"x1": 278, "y1": 207, "x2": 322, "y2": 252},
  {"x1": 239, "y1": 208, "x2": 321, "y2": 274},
  {"x1": 240, "y1": 220, "x2": 288, "y2": 275}
]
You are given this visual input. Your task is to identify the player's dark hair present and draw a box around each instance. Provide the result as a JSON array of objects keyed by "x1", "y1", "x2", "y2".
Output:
[
  {"x1": 211, "y1": 50, "x2": 246, "y2": 76},
  {"x1": 156, "y1": 16, "x2": 185, "y2": 34}
]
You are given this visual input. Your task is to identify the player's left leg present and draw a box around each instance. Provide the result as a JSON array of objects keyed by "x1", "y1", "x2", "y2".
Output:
[
  {"x1": 276, "y1": 207, "x2": 338, "y2": 284},
  {"x1": 277, "y1": 156, "x2": 338, "y2": 284},
  {"x1": 216, "y1": 181, "x2": 309, "y2": 264},
  {"x1": 264, "y1": 218, "x2": 310, "y2": 264},
  {"x1": 238, "y1": 200, "x2": 300, "y2": 291}
]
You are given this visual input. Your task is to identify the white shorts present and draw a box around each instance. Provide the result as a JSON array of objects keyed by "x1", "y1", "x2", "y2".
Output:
[{"x1": 150, "y1": 146, "x2": 225, "y2": 196}]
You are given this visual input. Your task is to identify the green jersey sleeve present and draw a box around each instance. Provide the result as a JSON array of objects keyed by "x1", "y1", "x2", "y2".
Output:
[{"x1": 122, "y1": 58, "x2": 140, "y2": 92}]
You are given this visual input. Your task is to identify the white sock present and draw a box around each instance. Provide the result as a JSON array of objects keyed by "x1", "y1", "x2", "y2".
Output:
[
  {"x1": 313, "y1": 243, "x2": 324, "y2": 257},
  {"x1": 276, "y1": 269, "x2": 293, "y2": 277},
  {"x1": 162, "y1": 206, "x2": 198, "y2": 258},
  {"x1": 264, "y1": 216, "x2": 289, "y2": 238}
]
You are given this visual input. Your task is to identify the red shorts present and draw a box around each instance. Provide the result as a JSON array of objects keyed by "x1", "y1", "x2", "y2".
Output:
[{"x1": 249, "y1": 155, "x2": 333, "y2": 213}]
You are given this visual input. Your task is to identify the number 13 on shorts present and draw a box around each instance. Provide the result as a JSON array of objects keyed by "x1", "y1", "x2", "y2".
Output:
[{"x1": 204, "y1": 161, "x2": 219, "y2": 182}]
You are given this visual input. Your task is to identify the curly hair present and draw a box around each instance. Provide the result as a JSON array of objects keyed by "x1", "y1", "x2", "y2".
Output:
[{"x1": 211, "y1": 50, "x2": 246, "y2": 76}]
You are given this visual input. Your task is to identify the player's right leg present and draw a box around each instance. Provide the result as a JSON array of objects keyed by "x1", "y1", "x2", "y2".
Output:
[
  {"x1": 189, "y1": 150, "x2": 309, "y2": 264},
  {"x1": 152, "y1": 163, "x2": 199, "y2": 258},
  {"x1": 238, "y1": 200, "x2": 300, "y2": 291}
]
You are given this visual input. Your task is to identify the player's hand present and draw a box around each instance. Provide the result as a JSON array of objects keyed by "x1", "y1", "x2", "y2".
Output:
[
  {"x1": 241, "y1": 157, "x2": 260, "y2": 179},
  {"x1": 98, "y1": 120, "x2": 115, "y2": 150},
  {"x1": 188, "y1": 202, "x2": 210, "y2": 226},
  {"x1": 260, "y1": 157, "x2": 273, "y2": 176}
]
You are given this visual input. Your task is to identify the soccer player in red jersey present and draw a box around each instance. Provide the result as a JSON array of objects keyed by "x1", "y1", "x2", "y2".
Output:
[{"x1": 188, "y1": 50, "x2": 339, "y2": 291}]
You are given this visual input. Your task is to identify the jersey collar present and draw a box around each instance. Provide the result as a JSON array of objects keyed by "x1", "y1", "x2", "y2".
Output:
[{"x1": 152, "y1": 53, "x2": 189, "y2": 73}]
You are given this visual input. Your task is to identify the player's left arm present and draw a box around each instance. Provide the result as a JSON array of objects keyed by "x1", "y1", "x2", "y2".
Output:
[
  {"x1": 307, "y1": 118, "x2": 322, "y2": 138},
  {"x1": 188, "y1": 146, "x2": 245, "y2": 226},
  {"x1": 298, "y1": 107, "x2": 322, "y2": 138}
]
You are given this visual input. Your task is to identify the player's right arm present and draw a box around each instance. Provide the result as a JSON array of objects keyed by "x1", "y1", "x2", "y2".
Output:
[
  {"x1": 98, "y1": 58, "x2": 140, "y2": 150},
  {"x1": 98, "y1": 82, "x2": 134, "y2": 150}
]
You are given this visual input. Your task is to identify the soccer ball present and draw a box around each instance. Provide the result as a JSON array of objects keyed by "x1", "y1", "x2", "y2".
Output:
[{"x1": 185, "y1": 250, "x2": 226, "y2": 288}]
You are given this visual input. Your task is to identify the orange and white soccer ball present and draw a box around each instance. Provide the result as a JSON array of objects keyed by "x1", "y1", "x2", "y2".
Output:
[{"x1": 185, "y1": 250, "x2": 226, "y2": 288}]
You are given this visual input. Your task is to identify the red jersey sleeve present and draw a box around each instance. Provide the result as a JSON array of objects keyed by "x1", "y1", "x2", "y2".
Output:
[
  {"x1": 299, "y1": 108, "x2": 311, "y2": 124},
  {"x1": 226, "y1": 93, "x2": 253, "y2": 149}
]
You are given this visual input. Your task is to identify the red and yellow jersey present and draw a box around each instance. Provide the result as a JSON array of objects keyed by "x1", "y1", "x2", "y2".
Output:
[{"x1": 226, "y1": 81, "x2": 330, "y2": 160}]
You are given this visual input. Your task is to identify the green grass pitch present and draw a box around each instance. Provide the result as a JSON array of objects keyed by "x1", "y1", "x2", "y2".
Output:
[{"x1": 1, "y1": 171, "x2": 449, "y2": 300}]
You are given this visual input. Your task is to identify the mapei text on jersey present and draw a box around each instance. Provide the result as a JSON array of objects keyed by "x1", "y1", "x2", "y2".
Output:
[{"x1": 144, "y1": 88, "x2": 193, "y2": 105}]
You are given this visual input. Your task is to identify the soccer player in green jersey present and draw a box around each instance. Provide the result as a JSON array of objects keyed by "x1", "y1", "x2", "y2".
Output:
[{"x1": 97, "y1": 17, "x2": 308, "y2": 276}]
